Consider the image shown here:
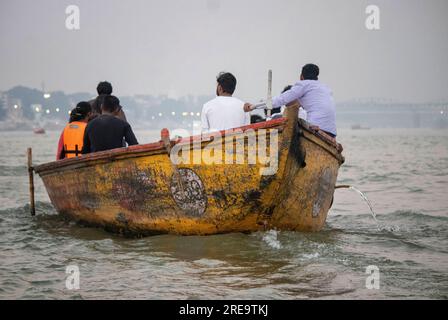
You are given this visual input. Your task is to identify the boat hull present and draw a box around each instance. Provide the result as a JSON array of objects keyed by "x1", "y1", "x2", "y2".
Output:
[{"x1": 35, "y1": 105, "x2": 344, "y2": 236}]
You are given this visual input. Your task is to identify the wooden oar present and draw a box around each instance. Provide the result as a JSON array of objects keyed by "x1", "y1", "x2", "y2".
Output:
[
  {"x1": 27, "y1": 148, "x2": 36, "y2": 216},
  {"x1": 247, "y1": 70, "x2": 273, "y2": 113},
  {"x1": 266, "y1": 69, "x2": 273, "y2": 117}
]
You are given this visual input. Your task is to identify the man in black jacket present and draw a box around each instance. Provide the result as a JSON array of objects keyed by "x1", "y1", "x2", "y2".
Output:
[{"x1": 82, "y1": 95, "x2": 138, "y2": 154}]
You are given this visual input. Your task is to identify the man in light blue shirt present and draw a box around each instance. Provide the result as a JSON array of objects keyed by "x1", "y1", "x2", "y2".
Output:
[{"x1": 245, "y1": 64, "x2": 337, "y2": 137}]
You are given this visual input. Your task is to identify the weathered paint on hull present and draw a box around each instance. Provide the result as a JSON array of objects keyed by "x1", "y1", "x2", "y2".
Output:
[{"x1": 35, "y1": 103, "x2": 344, "y2": 236}]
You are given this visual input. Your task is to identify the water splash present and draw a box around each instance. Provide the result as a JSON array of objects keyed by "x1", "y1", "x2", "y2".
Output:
[
  {"x1": 302, "y1": 252, "x2": 320, "y2": 259},
  {"x1": 377, "y1": 224, "x2": 401, "y2": 232},
  {"x1": 262, "y1": 230, "x2": 282, "y2": 249}
]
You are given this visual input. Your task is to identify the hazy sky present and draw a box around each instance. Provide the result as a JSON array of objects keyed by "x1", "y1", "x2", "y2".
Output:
[{"x1": 1, "y1": 0, "x2": 447, "y2": 102}]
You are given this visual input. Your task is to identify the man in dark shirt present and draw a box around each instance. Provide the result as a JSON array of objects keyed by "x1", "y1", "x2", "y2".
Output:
[{"x1": 82, "y1": 95, "x2": 138, "y2": 154}]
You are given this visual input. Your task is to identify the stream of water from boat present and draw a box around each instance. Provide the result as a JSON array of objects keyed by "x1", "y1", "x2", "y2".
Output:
[{"x1": 336, "y1": 186, "x2": 378, "y2": 223}]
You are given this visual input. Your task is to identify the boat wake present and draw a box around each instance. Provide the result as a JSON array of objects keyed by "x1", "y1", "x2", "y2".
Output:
[
  {"x1": 328, "y1": 210, "x2": 448, "y2": 242},
  {"x1": 376, "y1": 224, "x2": 401, "y2": 233},
  {"x1": 0, "y1": 201, "x2": 56, "y2": 217},
  {"x1": 262, "y1": 230, "x2": 282, "y2": 249}
]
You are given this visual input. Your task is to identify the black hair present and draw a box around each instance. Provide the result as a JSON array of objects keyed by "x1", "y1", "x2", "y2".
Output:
[
  {"x1": 217, "y1": 72, "x2": 237, "y2": 95},
  {"x1": 101, "y1": 95, "x2": 120, "y2": 113},
  {"x1": 301, "y1": 64, "x2": 319, "y2": 80},
  {"x1": 97, "y1": 81, "x2": 113, "y2": 95},
  {"x1": 69, "y1": 102, "x2": 92, "y2": 123},
  {"x1": 251, "y1": 114, "x2": 265, "y2": 124},
  {"x1": 282, "y1": 85, "x2": 293, "y2": 93}
]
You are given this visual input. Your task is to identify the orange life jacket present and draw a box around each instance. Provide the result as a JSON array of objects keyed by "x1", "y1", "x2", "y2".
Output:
[{"x1": 62, "y1": 121, "x2": 87, "y2": 158}]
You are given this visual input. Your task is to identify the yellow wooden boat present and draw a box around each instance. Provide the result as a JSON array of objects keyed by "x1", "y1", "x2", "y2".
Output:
[{"x1": 34, "y1": 103, "x2": 344, "y2": 236}]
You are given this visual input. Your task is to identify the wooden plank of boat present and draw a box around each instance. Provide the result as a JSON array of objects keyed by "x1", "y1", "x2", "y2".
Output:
[{"x1": 34, "y1": 102, "x2": 344, "y2": 236}]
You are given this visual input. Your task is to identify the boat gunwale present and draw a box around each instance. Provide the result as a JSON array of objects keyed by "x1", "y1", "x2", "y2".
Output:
[
  {"x1": 34, "y1": 117, "x2": 343, "y2": 174},
  {"x1": 298, "y1": 120, "x2": 344, "y2": 163},
  {"x1": 35, "y1": 118, "x2": 286, "y2": 174}
]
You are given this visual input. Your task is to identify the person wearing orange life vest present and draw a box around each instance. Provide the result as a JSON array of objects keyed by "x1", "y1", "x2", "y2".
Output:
[{"x1": 56, "y1": 102, "x2": 92, "y2": 160}]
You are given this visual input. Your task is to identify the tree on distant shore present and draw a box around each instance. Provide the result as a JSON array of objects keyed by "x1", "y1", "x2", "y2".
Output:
[
  {"x1": 0, "y1": 97, "x2": 6, "y2": 120},
  {"x1": 5, "y1": 86, "x2": 93, "y2": 121},
  {"x1": 3, "y1": 85, "x2": 216, "y2": 126},
  {"x1": 6, "y1": 86, "x2": 45, "y2": 120}
]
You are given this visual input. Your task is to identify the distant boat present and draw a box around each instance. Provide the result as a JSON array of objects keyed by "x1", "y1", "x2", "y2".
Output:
[
  {"x1": 34, "y1": 103, "x2": 345, "y2": 236},
  {"x1": 351, "y1": 124, "x2": 371, "y2": 130},
  {"x1": 33, "y1": 128, "x2": 46, "y2": 134}
]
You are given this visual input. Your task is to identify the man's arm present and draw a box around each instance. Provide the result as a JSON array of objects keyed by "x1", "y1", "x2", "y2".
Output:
[
  {"x1": 243, "y1": 82, "x2": 307, "y2": 113},
  {"x1": 244, "y1": 107, "x2": 251, "y2": 125},
  {"x1": 81, "y1": 126, "x2": 91, "y2": 154},
  {"x1": 272, "y1": 82, "x2": 306, "y2": 108},
  {"x1": 124, "y1": 123, "x2": 138, "y2": 146}
]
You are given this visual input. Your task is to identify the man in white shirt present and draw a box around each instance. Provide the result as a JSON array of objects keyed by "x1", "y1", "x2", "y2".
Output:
[
  {"x1": 201, "y1": 72, "x2": 250, "y2": 133},
  {"x1": 244, "y1": 64, "x2": 337, "y2": 137}
]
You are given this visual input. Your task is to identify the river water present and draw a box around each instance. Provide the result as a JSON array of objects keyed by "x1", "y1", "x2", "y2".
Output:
[{"x1": 0, "y1": 128, "x2": 447, "y2": 299}]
